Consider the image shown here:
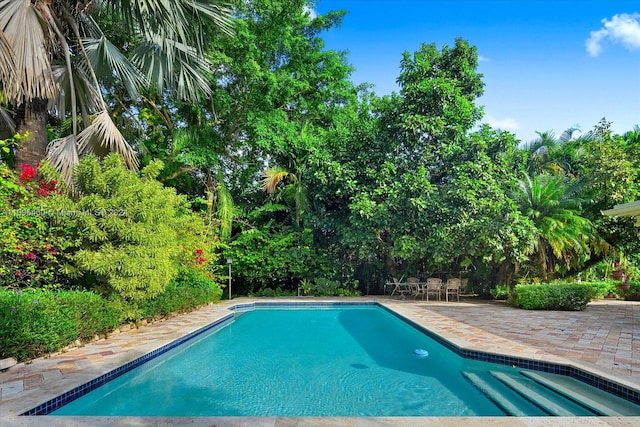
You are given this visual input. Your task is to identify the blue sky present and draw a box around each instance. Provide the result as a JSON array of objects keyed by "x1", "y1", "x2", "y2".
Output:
[{"x1": 312, "y1": 1, "x2": 640, "y2": 143}]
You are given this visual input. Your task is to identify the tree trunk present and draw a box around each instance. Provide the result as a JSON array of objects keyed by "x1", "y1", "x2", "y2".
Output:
[{"x1": 14, "y1": 98, "x2": 49, "y2": 168}]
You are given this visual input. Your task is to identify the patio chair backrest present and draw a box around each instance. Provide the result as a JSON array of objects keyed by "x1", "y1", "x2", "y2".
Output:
[
  {"x1": 426, "y1": 278, "x2": 442, "y2": 290},
  {"x1": 446, "y1": 278, "x2": 461, "y2": 289}
]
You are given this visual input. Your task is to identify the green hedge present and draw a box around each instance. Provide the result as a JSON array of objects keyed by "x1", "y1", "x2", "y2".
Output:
[
  {"x1": 513, "y1": 283, "x2": 597, "y2": 311},
  {"x1": 1, "y1": 270, "x2": 222, "y2": 362},
  {"x1": 0, "y1": 289, "x2": 122, "y2": 361},
  {"x1": 139, "y1": 269, "x2": 222, "y2": 319}
]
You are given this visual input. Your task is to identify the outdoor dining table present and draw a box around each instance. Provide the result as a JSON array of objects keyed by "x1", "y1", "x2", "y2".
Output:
[{"x1": 384, "y1": 281, "x2": 411, "y2": 297}]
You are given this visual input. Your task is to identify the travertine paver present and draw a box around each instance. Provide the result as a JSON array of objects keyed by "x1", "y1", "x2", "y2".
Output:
[{"x1": 0, "y1": 297, "x2": 639, "y2": 427}]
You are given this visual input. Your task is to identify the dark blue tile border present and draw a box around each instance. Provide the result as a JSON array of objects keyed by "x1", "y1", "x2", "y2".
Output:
[
  {"x1": 380, "y1": 303, "x2": 640, "y2": 406},
  {"x1": 22, "y1": 301, "x2": 640, "y2": 415},
  {"x1": 20, "y1": 312, "x2": 234, "y2": 416}
]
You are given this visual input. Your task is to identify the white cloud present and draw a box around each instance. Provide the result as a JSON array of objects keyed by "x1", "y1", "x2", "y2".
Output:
[
  {"x1": 478, "y1": 55, "x2": 490, "y2": 62},
  {"x1": 303, "y1": 5, "x2": 318, "y2": 19},
  {"x1": 484, "y1": 114, "x2": 520, "y2": 132},
  {"x1": 586, "y1": 13, "x2": 640, "y2": 57}
]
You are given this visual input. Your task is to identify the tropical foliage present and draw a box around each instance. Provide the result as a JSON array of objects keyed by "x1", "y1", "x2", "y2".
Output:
[
  {"x1": 0, "y1": 0, "x2": 233, "y2": 181},
  {"x1": 2, "y1": 0, "x2": 640, "y2": 305}
]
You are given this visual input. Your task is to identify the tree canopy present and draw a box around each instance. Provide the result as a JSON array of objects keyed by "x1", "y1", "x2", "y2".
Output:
[{"x1": 2, "y1": 0, "x2": 639, "y2": 297}]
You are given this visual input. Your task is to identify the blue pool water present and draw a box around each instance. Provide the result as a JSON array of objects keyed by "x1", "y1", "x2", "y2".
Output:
[{"x1": 49, "y1": 305, "x2": 640, "y2": 417}]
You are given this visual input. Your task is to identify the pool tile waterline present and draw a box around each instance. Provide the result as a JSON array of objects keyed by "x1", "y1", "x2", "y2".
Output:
[
  {"x1": 1, "y1": 298, "x2": 639, "y2": 421},
  {"x1": 15, "y1": 300, "x2": 640, "y2": 415}
]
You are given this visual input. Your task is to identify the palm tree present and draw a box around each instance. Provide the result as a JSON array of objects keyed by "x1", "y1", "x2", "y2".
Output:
[
  {"x1": 513, "y1": 173, "x2": 606, "y2": 279},
  {"x1": 523, "y1": 128, "x2": 588, "y2": 178},
  {"x1": 0, "y1": 0, "x2": 233, "y2": 181},
  {"x1": 262, "y1": 166, "x2": 309, "y2": 225},
  {"x1": 260, "y1": 122, "x2": 314, "y2": 225}
]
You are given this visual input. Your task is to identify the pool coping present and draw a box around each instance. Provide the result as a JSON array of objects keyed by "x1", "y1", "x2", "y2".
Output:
[{"x1": 2, "y1": 297, "x2": 640, "y2": 426}]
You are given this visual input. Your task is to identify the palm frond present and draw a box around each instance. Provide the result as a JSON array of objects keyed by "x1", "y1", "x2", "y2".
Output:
[
  {"x1": 184, "y1": 0, "x2": 235, "y2": 36},
  {"x1": 132, "y1": 36, "x2": 212, "y2": 101},
  {"x1": 82, "y1": 35, "x2": 147, "y2": 100},
  {"x1": 109, "y1": 0, "x2": 234, "y2": 42},
  {"x1": 215, "y1": 176, "x2": 235, "y2": 241},
  {"x1": 0, "y1": 29, "x2": 14, "y2": 89},
  {"x1": 0, "y1": 0, "x2": 54, "y2": 103},
  {"x1": 559, "y1": 127, "x2": 580, "y2": 143},
  {"x1": 0, "y1": 104, "x2": 15, "y2": 133},
  {"x1": 46, "y1": 134, "x2": 79, "y2": 186},
  {"x1": 77, "y1": 110, "x2": 139, "y2": 170},
  {"x1": 262, "y1": 167, "x2": 294, "y2": 194},
  {"x1": 50, "y1": 64, "x2": 102, "y2": 125}
]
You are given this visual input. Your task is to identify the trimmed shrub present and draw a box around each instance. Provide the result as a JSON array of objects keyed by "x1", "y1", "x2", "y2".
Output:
[
  {"x1": 138, "y1": 269, "x2": 223, "y2": 320},
  {"x1": 513, "y1": 283, "x2": 597, "y2": 311},
  {"x1": 0, "y1": 288, "x2": 122, "y2": 362}
]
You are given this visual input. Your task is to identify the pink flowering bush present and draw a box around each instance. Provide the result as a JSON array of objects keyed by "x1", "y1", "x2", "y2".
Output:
[
  {"x1": 0, "y1": 163, "x2": 80, "y2": 288},
  {"x1": 19, "y1": 163, "x2": 36, "y2": 181}
]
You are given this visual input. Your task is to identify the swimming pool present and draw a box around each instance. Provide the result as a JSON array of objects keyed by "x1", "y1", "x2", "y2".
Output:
[{"x1": 27, "y1": 302, "x2": 640, "y2": 416}]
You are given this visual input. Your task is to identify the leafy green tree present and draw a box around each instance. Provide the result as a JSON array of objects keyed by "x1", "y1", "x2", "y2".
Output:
[
  {"x1": 335, "y1": 39, "x2": 533, "y2": 288},
  {"x1": 434, "y1": 126, "x2": 536, "y2": 284},
  {"x1": 581, "y1": 119, "x2": 638, "y2": 213},
  {"x1": 580, "y1": 119, "x2": 640, "y2": 263},
  {"x1": 395, "y1": 38, "x2": 484, "y2": 183},
  {"x1": 146, "y1": 0, "x2": 364, "y2": 293}
]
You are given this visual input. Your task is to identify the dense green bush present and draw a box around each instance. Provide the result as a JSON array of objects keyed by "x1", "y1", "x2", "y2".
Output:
[
  {"x1": 72, "y1": 155, "x2": 217, "y2": 307},
  {"x1": 139, "y1": 269, "x2": 223, "y2": 319},
  {"x1": 0, "y1": 288, "x2": 122, "y2": 361},
  {"x1": 513, "y1": 283, "x2": 597, "y2": 311},
  {"x1": 581, "y1": 280, "x2": 618, "y2": 298}
]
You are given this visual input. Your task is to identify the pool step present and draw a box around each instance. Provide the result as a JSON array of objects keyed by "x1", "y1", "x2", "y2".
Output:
[
  {"x1": 461, "y1": 372, "x2": 529, "y2": 416},
  {"x1": 462, "y1": 370, "x2": 620, "y2": 416},
  {"x1": 489, "y1": 371, "x2": 579, "y2": 416},
  {"x1": 520, "y1": 370, "x2": 640, "y2": 416}
]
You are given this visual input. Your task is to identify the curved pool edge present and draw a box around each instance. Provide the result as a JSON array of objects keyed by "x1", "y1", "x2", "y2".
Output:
[{"x1": 2, "y1": 297, "x2": 639, "y2": 421}]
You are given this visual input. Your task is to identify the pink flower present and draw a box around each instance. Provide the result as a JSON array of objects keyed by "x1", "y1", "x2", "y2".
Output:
[
  {"x1": 24, "y1": 252, "x2": 36, "y2": 260},
  {"x1": 37, "y1": 180, "x2": 58, "y2": 197},
  {"x1": 195, "y1": 248, "x2": 204, "y2": 256},
  {"x1": 196, "y1": 256, "x2": 206, "y2": 265},
  {"x1": 19, "y1": 164, "x2": 37, "y2": 181}
]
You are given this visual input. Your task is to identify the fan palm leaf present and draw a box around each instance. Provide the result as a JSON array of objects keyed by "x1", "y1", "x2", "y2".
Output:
[
  {"x1": 0, "y1": 0, "x2": 54, "y2": 103},
  {"x1": 0, "y1": 29, "x2": 14, "y2": 90},
  {"x1": 50, "y1": 64, "x2": 102, "y2": 126},
  {"x1": 46, "y1": 134, "x2": 80, "y2": 186},
  {"x1": 108, "y1": 0, "x2": 234, "y2": 43},
  {"x1": 262, "y1": 167, "x2": 296, "y2": 194},
  {"x1": 83, "y1": 35, "x2": 148, "y2": 100},
  {"x1": 132, "y1": 36, "x2": 212, "y2": 100},
  {"x1": 77, "y1": 110, "x2": 139, "y2": 170}
]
